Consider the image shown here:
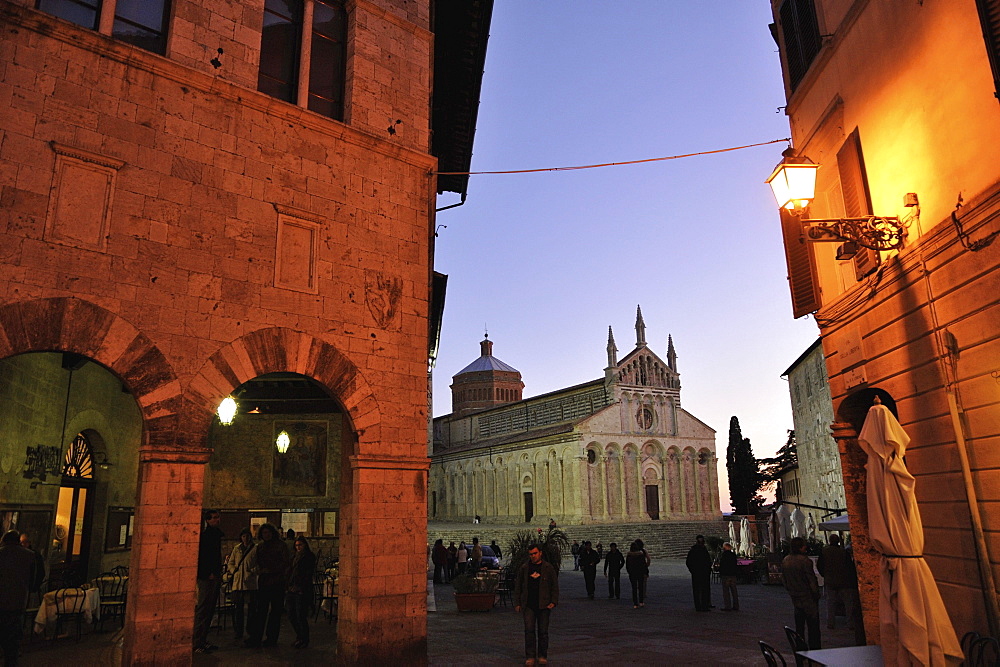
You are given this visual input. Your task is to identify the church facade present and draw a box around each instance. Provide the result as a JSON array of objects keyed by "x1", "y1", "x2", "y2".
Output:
[{"x1": 430, "y1": 308, "x2": 721, "y2": 525}]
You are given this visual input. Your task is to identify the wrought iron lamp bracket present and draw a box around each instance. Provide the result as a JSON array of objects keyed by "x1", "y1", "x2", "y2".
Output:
[{"x1": 800, "y1": 215, "x2": 906, "y2": 251}]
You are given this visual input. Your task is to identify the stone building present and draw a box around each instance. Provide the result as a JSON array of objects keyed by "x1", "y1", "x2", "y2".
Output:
[
  {"x1": 781, "y1": 339, "x2": 844, "y2": 518},
  {"x1": 430, "y1": 308, "x2": 721, "y2": 525},
  {"x1": 0, "y1": 0, "x2": 492, "y2": 662},
  {"x1": 769, "y1": 0, "x2": 1000, "y2": 641}
]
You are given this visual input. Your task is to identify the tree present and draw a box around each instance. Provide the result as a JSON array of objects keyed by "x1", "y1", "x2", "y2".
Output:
[
  {"x1": 726, "y1": 416, "x2": 765, "y2": 515},
  {"x1": 759, "y1": 429, "x2": 798, "y2": 488}
]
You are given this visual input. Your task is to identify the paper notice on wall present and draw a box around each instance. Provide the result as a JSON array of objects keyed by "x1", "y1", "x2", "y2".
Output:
[{"x1": 119, "y1": 524, "x2": 127, "y2": 546}]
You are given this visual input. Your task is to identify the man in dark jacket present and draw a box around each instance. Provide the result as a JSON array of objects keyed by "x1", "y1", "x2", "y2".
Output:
[
  {"x1": 817, "y1": 534, "x2": 856, "y2": 630},
  {"x1": 193, "y1": 509, "x2": 223, "y2": 653},
  {"x1": 246, "y1": 523, "x2": 290, "y2": 648},
  {"x1": 578, "y1": 541, "x2": 600, "y2": 599},
  {"x1": 18, "y1": 533, "x2": 45, "y2": 594},
  {"x1": 603, "y1": 543, "x2": 625, "y2": 600},
  {"x1": 783, "y1": 537, "x2": 821, "y2": 649},
  {"x1": 0, "y1": 530, "x2": 37, "y2": 666},
  {"x1": 685, "y1": 534, "x2": 713, "y2": 611},
  {"x1": 514, "y1": 544, "x2": 559, "y2": 666},
  {"x1": 718, "y1": 542, "x2": 740, "y2": 611}
]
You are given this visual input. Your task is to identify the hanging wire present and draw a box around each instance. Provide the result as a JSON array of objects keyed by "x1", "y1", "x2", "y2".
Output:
[{"x1": 431, "y1": 138, "x2": 791, "y2": 176}]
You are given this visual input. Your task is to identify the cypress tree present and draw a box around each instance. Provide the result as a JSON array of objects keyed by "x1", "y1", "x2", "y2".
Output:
[{"x1": 726, "y1": 416, "x2": 764, "y2": 515}]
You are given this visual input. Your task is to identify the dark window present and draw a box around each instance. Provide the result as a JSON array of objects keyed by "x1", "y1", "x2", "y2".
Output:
[
  {"x1": 37, "y1": 0, "x2": 101, "y2": 30},
  {"x1": 976, "y1": 0, "x2": 1000, "y2": 100},
  {"x1": 308, "y1": 0, "x2": 346, "y2": 119},
  {"x1": 778, "y1": 0, "x2": 822, "y2": 92},
  {"x1": 112, "y1": 0, "x2": 171, "y2": 55},
  {"x1": 259, "y1": 0, "x2": 303, "y2": 103},
  {"x1": 837, "y1": 129, "x2": 879, "y2": 280}
]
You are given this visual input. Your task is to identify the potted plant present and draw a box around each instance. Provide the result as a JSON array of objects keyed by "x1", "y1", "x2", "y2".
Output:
[
  {"x1": 452, "y1": 571, "x2": 499, "y2": 611},
  {"x1": 505, "y1": 526, "x2": 569, "y2": 576}
]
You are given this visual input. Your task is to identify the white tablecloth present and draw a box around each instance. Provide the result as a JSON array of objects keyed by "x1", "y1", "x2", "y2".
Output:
[{"x1": 34, "y1": 587, "x2": 101, "y2": 634}]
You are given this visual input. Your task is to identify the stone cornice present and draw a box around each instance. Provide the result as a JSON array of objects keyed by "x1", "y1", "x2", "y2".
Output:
[
  {"x1": 350, "y1": 454, "x2": 430, "y2": 471},
  {"x1": 50, "y1": 141, "x2": 126, "y2": 170}
]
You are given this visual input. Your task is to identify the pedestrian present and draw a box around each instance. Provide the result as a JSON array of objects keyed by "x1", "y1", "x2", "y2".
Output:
[
  {"x1": 719, "y1": 542, "x2": 740, "y2": 611},
  {"x1": 685, "y1": 534, "x2": 712, "y2": 611},
  {"x1": 490, "y1": 539, "x2": 503, "y2": 561},
  {"x1": 0, "y1": 529, "x2": 38, "y2": 666},
  {"x1": 514, "y1": 543, "x2": 558, "y2": 666},
  {"x1": 471, "y1": 537, "x2": 483, "y2": 572},
  {"x1": 193, "y1": 509, "x2": 223, "y2": 654},
  {"x1": 286, "y1": 536, "x2": 316, "y2": 649},
  {"x1": 571, "y1": 541, "x2": 580, "y2": 571},
  {"x1": 548, "y1": 518, "x2": 556, "y2": 529},
  {"x1": 457, "y1": 541, "x2": 468, "y2": 575},
  {"x1": 245, "y1": 523, "x2": 290, "y2": 648},
  {"x1": 782, "y1": 536, "x2": 821, "y2": 649},
  {"x1": 818, "y1": 534, "x2": 856, "y2": 630},
  {"x1": 578, "y1": 541, "x2": 600, "y2": 599},
  {"x1": 635, "y1": 538, "x2": 651, "y2": 601},
  {"x1": 474, "y1": 514, "x2": 481, "y2": 524},
  {"x1": 603, "y1": 542, "x2": 625, "y2": 600},
  {"x1": 447, "y1": 541, "x2": 458, "y2": 580},
  {"x1": 18, "y1": 533, "x2": 45, "y2": 594},
  {"x1": 595, "y1": 541, "x2": 603, "y2": 560},
  {"x1": 625, "y1": 540, "x2": 649, "y2": 608},
  {"x1": 285, "y1": 528, "x2": 295, "y2": 541},
  {"x1": 226, "y1": 527, "x2": 258, "y2": 641},
  {"x1": 432, "y1": 539, "x2": 449, "y2": 584}
]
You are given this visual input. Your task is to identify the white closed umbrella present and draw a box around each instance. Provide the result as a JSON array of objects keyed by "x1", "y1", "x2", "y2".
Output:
[
  {"x1": 740, "y1": 516, "x2": 753, "y2": 557},
  {"x1": 729, "y1": 520, "x2": 738, "y2": 554},
  {"x1": 806, "y1": 513, "x2": 816, "y2": 541},
  {"x1": 859, "y1": 399, "x2": 962, "y2": 665},
  {"x1": 790, "y1": 507, "x2": 807, "y2": 539},
  {"x1": 768, "y1": 510, "x2": 778, "y2": 551},
  {"x1": 776, "y1": 504, "x2": 791, "y2": 542}
]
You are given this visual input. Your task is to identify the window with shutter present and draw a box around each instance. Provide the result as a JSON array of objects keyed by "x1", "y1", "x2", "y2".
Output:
[
  {"x1": 836, "y1": 129, "x2": 879, "y2": 280},
  {"x1": 778, "y1": 0, "x2": 823, "y2": 92},
  {"x1": 780, "y1": 207, "x2": 821, "y2": 318},
  {"x1": 976, "y1": 0, "x2": 1000, "y2": 100}
]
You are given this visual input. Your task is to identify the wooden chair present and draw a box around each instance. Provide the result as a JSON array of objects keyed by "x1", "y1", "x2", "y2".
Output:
[
  {"x1": 96, "y1": 572, "x2": 127, "y2": 630},
  {"x1": 963, "y1": 632, "x2": 982, "y2": 666},
  {"x1": 22, "y1": 579, "x2": 46, "y2": 639},
  {"x1": 53, "y1": 587, "x2": 88, "y2": 641},
  {"x1": 759, "y1": 640, "x2": 787, "y2": 667},
  {"x1": 970, "y1": 635, "x2": 999, "y2": 667},
  {"x1": 784, "y1": 626, "x2": 808, "y2": 667},
  {"x1": 313, "y1": 573, "x2": 337, "y2": 623},
  {"x1": 111, "y1": 565, "x2": 129, "y2": 577},
  {"x1": 214, "y1": 580, "x2": 235, "y2": 633},
  {"x1": 496, "y1": 567, "x2": 515, "y2": 607}
]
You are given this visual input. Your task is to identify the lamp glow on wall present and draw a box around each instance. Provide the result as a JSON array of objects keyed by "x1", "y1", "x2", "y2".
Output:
[
  {"x1": 217, "y1": 396, "x2": 238, "y2": 426},
  {"x1": 276, "y1": 430, "x2": 291, "y2": 454},
  {"x1": 766, "y1": 147, "x2": 907, "y2": 252}
]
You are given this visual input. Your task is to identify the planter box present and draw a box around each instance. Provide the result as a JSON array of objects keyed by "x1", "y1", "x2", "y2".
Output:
[{"x1": 454, "y1": 592, "x2": 496, "y2": 611}]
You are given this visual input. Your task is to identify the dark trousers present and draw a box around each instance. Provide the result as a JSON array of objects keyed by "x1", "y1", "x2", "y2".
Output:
[
  {"x1": 629, "y1": 575, "x2": 647, "y2": 606},
  {"x1": 794, "y1": 603, "x2": 821, "y2": 649},
  {"x1": 522, "y1": 606, "x2": 551, "y2": 659},
  {"x1": 692, "y1": 571, "x2": 711, "y2": 610},
  {"x1": 249, "y1": 583, "x2": 284, "y2": 644},
  {"x1": 231, "y1": 590, "x2": 254, "y2": 637},
  {"x1": 722, "y1": 576, "x2": 739, "y2": 610},
  {"x1": 0, "y1": 611, "x2": 23, "y2": 666},
  {"x1": 607, "y1": 569, "x2": 621, "y2": 598},
  {"x1": 193, "y1": 577, "x2": 220, "y2": 648},
  {"x1": 582, "y1": 567, "x2": 597, "y2": 597},
  {"x1": 285, "y1": 592, "x2": 311, "y2": 645},
  {"x1": 433, "y1": 563, "x2": 447, "y2": 583}
]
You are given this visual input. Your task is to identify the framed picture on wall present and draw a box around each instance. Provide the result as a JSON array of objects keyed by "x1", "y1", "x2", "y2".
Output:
[
  {"x1": 272, "y1": 421, "x2": 328, "y2": 496},
  {"x1": 322, "y1": 510, "x2": 337, "y2": 536},
  {"x1": 104, "y1": 507, "x2": 134, "y2": 552}
]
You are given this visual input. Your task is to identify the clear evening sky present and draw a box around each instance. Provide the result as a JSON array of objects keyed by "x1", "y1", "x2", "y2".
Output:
[{"x1": 431, "y1": 2, "x2": 818, "y2": 509}]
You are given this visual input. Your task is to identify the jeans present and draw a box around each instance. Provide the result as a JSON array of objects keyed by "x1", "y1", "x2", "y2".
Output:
[
  {"x1": 573, "y1": 554, "x2": 579, "y2": 570},
  {"x1": 583, "y1": 567, "x2": 597, "y2": 597},
  {"x1": 794, "y1": 601, "x2": 821, "y2": 649},
  {"x1": 522, "y1": 606, "x2": 551, "y2": 659},
  {"x1": 433, "y1": 563, "x2": 448, "y2": 584},
  {"x1": 722, "y1": 576, "x2": 739, "y2": 610},
  {"x1": 249, "y1": 583, "x2": 285, "y2": 644},
  {"x1": 285, "y1": 591, "x2": 311, "y2": 645},
  {"x1": 825, "y1": 585, "x2": 856, "y2": 628},
  {"x1": 629, "y1": 575, "x2": 646, "y2": 606},
  {"x1": 607, "y1": 569, "x2": 621, "y2": 598},
  {"x1": 692, "y1": 571, "x2": 712, "y2": 610},
  {"x1": 231, "y1": 590, "x2": 254, "y2": 637},
  {"x1": 193, "y1": 577, "x2": 220, "y2": 648}
]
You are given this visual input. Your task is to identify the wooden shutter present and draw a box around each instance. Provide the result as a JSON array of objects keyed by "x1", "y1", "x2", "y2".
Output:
[
  {"x1": 837, "y1": 129, "x2": 879, "y2": 280},
  {"x1": 976, "y1": 0, "x2": 1000, "y2": 100},
  {"x1": 779, "y1": 0, "x2": 822, "y2": 91},
  {"x1": 780, "y1": 207, "x2": 821, "y2": 318}
]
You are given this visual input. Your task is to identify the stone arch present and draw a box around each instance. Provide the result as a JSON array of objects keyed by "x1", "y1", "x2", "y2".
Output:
[
  {"x1": 188, "y1": 327, "x2": 380, "y2": 453},
  {"x1": 836, "y1": 387, "x2": 898, "y2": 432}
]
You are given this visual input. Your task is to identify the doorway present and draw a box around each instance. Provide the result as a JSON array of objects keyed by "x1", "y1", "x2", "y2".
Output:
[
  {"x1": 523, "y1": 492, "x2": 533, "y2": 523},
  {"x1": 51, "y1": 434, "x2": 95, "y2": 586},
  {"x1": 645, "y1": 485, "x2": 660, "y2": 520}
]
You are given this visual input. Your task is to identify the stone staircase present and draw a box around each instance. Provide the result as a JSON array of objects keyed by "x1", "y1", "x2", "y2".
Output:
[{"x1": 428, "y1": 519, "x2": 727, "y2": 560}]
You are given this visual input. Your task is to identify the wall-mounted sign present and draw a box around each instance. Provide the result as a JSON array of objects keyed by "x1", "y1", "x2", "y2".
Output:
[
  {"x1": 840, "y1": 328, "x2": 865, "y2": 370},
  {"x1": 22, "y1": 445, "x2": 62, "y2": 481},
  {"x1": 844, "y1": 365, "x2": 868, "y2": 390}
]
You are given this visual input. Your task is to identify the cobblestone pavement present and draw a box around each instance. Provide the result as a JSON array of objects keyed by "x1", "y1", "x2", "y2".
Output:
[{"x1": 18, "y1": 560, "x2": 862, "y2": 665}]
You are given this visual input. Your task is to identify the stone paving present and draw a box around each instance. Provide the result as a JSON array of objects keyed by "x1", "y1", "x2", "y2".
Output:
[{"x1": 17, "y1": 560, "x2": 862, "y2": 665}]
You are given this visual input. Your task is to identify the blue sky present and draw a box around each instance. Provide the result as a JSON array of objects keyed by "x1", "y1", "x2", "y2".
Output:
[{"x1": 431, "y1": 2, "x2": 818, "y2": 506}]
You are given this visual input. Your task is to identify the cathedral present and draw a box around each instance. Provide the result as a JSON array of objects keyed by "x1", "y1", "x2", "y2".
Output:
[{"x1": 430, "y1": 308, "x2": 721, "y2": 525}]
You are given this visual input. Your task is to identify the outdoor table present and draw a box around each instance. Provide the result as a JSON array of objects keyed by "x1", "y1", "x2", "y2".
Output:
[
  {"x1": 796, "y1": 644, "x2": 884, "y2": 666},
  {"x1": 321, "y1": 576, "x2": 339, "y2": 614},
  {"x1": 34, "y1": 587, "x2": 101, "y2": 634}
]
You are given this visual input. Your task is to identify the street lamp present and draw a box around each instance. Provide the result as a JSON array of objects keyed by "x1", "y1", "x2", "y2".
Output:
[
  {"x1": 767, "y1": 147, "x2": 907, "y2": 252},
  {"x1": 217, "y1": 396, "x2": 238, "y2": 426},
  {"x1": 276, "y1": 430, "x2": 290, "y2": 454}
]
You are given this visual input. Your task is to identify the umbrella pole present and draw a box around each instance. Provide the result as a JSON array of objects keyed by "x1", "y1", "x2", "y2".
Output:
[{"x1": 948, "y1": 391, "x2": 1000, "y2": 638}]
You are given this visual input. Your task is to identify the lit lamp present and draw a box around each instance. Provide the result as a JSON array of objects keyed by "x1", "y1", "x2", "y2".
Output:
[
  {"x1": 217, "y1": 396, "x2": 238, "y2": 426},
  {"x1": 276, "y1": 430, "x2": 291, "y2": 454},
  {"x1": 767, "y1": 148, "x2": 906, "y2": 252}
]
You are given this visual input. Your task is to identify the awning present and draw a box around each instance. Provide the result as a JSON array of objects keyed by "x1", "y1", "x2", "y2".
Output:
[{"x1": 818, "y1": 513, "x2": 849, "y2": 531}]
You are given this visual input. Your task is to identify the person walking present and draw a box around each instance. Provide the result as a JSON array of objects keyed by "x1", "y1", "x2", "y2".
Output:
[
  {"x1": 817, "y1": 534, "x2": 856, "y2": 630},
  {"x1": 432, "y1": 539, "x2": 449, "y2": 584},
  {"x1": 286, "y1": 537, "x2": 316, "y2": 649},
  {"x1": 603, "y1": 542, "x2": 625, "y2": 600},
  {"x1": 245, "y1": 523, "x2": 290, "y2": 648},
  {"x1": 578, "y1": 541, "x2": 600, "y2": 599},
  {"x1": 514, "y1": 544, "x2": 559, "y2": 666},
  {"x1": 685, "y1": 534, "x2": 712, "y2": 612},
  {"x1": 571, "y1": 541, "x2": 580, "y2": 571},
  {"x1": 783, "y1": 537, "x2": 821, "y2": 649},
  {"x1": 193, "y1": 509, "x2": 223, "y2": 654},
  {"x1": 625, "y1": 541, "x2": 649, "y2": 608},
  {"x1": 226, "y1": 527, "x2": 258, "y2": 641},
  {"x1": 457, "y1": 542, "x2": 468, "y2": 575},
  {"x1": 471, "y1": 537, "x2": 483, "y2": 572},
  {"x1": 447, "y1": 542, "x2": 458, "y2": 580},
  {"x1": 0, "y1": 530, "x2": 38, "y2": 667},
  {"x1": 718, "y1": 542, "x2": 740, "y2": 611}
]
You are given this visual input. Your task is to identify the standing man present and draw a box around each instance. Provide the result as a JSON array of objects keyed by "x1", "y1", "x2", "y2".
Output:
[
  {"x1": 447, "y1": 541, "x2": 458, "y2": 581},
  {"x1": 432, "y1": 539, "x2": 449, "y2": 584},
  {"x1": 514, "y1": 544, "x2": 558, "y2": 666},
  {"x1": 718, "y1": 542, "x2": 740, "y2": 611},
  {"x1": 603, "y1": 542, "x2": 625, "y2": 600},
  {"x1": 490, "y1": 539, "x2": 503, "y2": 561},
  {"x1": 18, "y1": 533, "x2": 45, "y2": 594},
  {"x1": 193, "y1": 509, "x2": 223, "y2": 654},
  {"x1": 571, "y1": 541, "x2": 580, "y2": 570},
  {"x1": 783, "y1": 537, "x2": 821, "y2": 649},
  {"x1": 0, "y1": 530, "x2": 37, "y2": 666},
  {"x1": 578, "y1": 541, "x2": 600, "y2": 599},
  {"x1": 471, "y1": 537, "x2": 483, "y2": 572},
  {"x1": 817, "y1": 534, "x2": 855, "y2": 630},
  {"x1": 246, "y1": 523, "x2": 290, "y2": 648},
  {"x1": 685, "y1": 534, "x2": 713, "y2": 611}
]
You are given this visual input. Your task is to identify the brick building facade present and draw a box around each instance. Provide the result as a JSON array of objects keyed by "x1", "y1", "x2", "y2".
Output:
[{"x1": 0, "y1": 0, "x2": 491, "y2": 662}]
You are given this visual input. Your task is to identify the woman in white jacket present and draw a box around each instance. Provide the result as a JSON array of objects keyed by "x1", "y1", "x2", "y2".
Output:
[{"x1": 226, "y1": 527, "x2": 258, "y2": 641}]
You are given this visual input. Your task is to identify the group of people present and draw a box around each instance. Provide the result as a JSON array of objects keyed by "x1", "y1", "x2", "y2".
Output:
[
  {"x1": 193, "y1": 509, "x2": 318, "y2": 654},
  {"x1": 569, "y1": 539, "x2": 650, "y2": 607},
  {"x1": 430, "y1": 537, "x2": 503, "y2": 583}
]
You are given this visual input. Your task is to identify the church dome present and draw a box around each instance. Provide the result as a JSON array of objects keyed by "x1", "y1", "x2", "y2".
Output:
[{"x1": 450, "y1": 337, "x2": 523, "y2": 417}]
